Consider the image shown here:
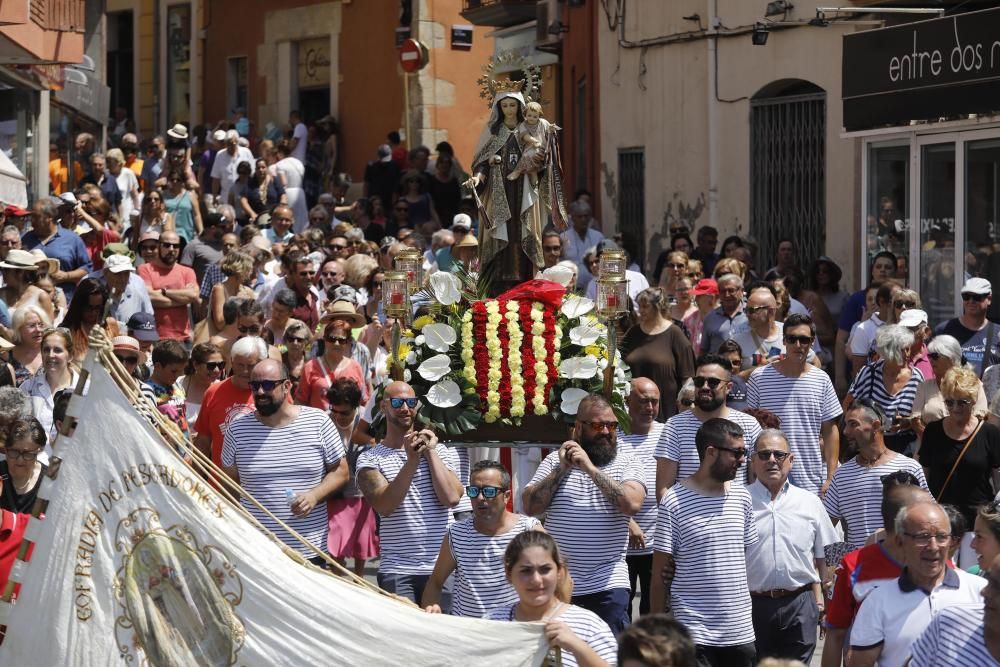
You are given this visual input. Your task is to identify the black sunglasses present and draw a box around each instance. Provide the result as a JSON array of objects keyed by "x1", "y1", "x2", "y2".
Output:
[
  {"x1": 203, "y1": 361, "x2": 225, "y2": 371},
  {"x1": 693, "y1": 376, "x2": 723, "y2": 389},
  {"x1": 963, "y1": 293, "x2": 989, "y2": 302},
  {"x1": 784, "y1": 335, "x2": 814, "y2": 346},
  {"x1": 755, "y1": 450, "x2": 790, "y2": 462},
  {"x1": 249, "y1": 379, "x2": 283, "y2": 392}
]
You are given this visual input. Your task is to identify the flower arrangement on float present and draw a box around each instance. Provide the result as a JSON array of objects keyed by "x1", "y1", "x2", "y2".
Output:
[{"x1": 373, "y1": 262, "x2": 631, "y2": 438}]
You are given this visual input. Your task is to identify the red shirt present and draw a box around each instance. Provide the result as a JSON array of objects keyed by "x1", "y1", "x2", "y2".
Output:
[
  {"x1": 193, "y1": 378, "x2": 254, "y2": 468},
  {"x1": 0, "y1": 510, "x2": 29, "y2": 596},
  {"x1": 85, "y1": 229, "x2": 121, "y2": 270},
  {"x1": 295, "y1": 357, "x2": 368, "y2": 411},
  {"x1": 826, "y1": 542, "x2": 903, "y2": 630},
  {"x1": 138, "y1": 261, "x2": 197, "y2": 340}
]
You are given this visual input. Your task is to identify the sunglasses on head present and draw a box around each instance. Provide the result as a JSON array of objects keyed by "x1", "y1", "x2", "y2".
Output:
[
  {"x1": 249, "y1": 379, "x2": 283, "y2": 392},
  {"x1": 466, "y1": 485, "x2": 503, "y2": 499},
  {"x1": 389, "y1": 397, "x2": 418, "y2": 409}
]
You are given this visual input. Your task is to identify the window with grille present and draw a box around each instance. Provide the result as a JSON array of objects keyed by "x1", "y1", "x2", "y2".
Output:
[
  {"x1": 618, "y1": 148, "x2": 645, "y2": 273},
  {"x1": 750, "y1": 86, "x2": 826, "y2": 271}
]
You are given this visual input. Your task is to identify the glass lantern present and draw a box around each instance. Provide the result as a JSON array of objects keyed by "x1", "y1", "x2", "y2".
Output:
[
  {"x1": 382, "y1": 271, "x2": 411, "y2": 321},
  {"x1": 394, "y1": 248, "x2": 424, "y2": 293},
  {"x1": 596, "y1": 276, "x2": 628, "y2": 320},
  {"x1": 598, "y1": 249, "x2": 627, "y2": 279}
]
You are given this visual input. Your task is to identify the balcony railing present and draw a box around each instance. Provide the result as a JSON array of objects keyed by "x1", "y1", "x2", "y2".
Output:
[{"x1": 461, "y1": 0, "x2": 537, "y2": 28}]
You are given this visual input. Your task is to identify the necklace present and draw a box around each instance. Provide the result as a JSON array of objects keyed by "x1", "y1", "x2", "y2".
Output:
[{"x1": 856, "y1": 449, "x2": 887, "y2": 467}]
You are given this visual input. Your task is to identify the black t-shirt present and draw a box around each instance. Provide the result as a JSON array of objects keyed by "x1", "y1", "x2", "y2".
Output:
[
  {"x1": 363, "y1": 160, "x2": 401, "y2": 213},
  {"x1": 933, "y1": 318, "x2": 1000, "y2": 372},
  {"x1": 0, "y1": 460, "x2": 45, "y2": 513},
  {"x1": 921, "y1": 419, "x2": 1000, "y2": 526}
]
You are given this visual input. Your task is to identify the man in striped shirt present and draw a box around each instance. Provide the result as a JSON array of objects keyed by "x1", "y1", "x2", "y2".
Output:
[
  {"x1": 655, "y1": 354, "x2": 762, "y2": 498},
  {"x1": 824, "y1": 401, "x2": 928, "y2": 550},
  {"x1": 619, "y1": 377, "x2": 663, "y2": 617},
  {"x1": 421, "y1": 460, "x2": 540, "y2": 617},
  {"x1": 356, "y1": 381, "x2": 464, "y2": 605},
  {"x1": 910, "y1": 554, "x2": 1000, "y2": 666},
  {"x1": 221, "y1": 359, "x2": 348, "y2": 564},
  {"x1": 522, "y1": 393, "x2": 646, "y2": 634},
  {"x1": 746, "y1": 313, "x2": 842, "y2": 496},
  {"x1": 651, "y1": 418, "x2": 759, "y2": 666}
]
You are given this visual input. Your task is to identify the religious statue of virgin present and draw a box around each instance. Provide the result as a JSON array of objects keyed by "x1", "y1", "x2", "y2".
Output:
[{"x1": 464, "y1": 55, "x2": 568, "y2": 291}]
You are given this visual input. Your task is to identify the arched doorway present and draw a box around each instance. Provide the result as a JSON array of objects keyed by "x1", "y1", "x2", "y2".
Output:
[{"x1": 750, "y1": 79, "x2": 826, "y2": 273}]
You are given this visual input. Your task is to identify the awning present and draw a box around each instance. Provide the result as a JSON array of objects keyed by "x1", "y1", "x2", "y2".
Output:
[{"x1": 0, "y1": 149, "x2": 27, "y2": 208}]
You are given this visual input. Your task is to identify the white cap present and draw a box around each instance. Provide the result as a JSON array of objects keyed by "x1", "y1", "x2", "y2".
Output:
[
  {"x1": 104, "y1": 254, "x2": 135, "y2": 274},
  {"x1": 212, "y1": 129, "x2": 227, "y2": 143},
  {"x1": 451, "y1": 213, "x2": 472, "y2": 231},
  {"x1": 897, "y1": 309, "x2": 928, "y2": 328},
  {"x1": 961, "y1": 277, "x2": 992, "y2": 295}
]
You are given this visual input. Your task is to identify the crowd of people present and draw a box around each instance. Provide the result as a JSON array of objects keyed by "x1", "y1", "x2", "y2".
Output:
[{"x1": 0, "y1": 119, "x2": 998, "y2": 667}]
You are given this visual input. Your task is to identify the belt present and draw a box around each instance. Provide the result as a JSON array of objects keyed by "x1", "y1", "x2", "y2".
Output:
[{"x1": 750, "y1": 584, "x2": 812, "y2": 599}]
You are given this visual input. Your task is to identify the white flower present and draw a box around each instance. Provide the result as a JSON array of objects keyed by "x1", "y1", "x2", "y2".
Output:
[
  {"x1": 569, "y1": 323, "x2": 602, "y2": 346},
  {"x1": 415, "y1": 335, "x2": 426, "y2": 346},
  {"x1": 541, "y1": 265, "x2": 575, "y2": 287},
  {"x1": 430, "y1": 272, "x2": 462, "y2": 305},
  {"x1": 423, "y1": 323, "x2": 457, "y2": 353},
  {"x1": 427, "y1": 379, "x2": 462, "y2": 407},
  {"x1": 405, "y1": 351, "x2": 417, "y2": 365},
  {"x1": 560, "y1": 387, "x2": 590, "y2": 415},
  {"x1": 417, "y1": 354, "x2": 452, "y2": 381},
  {"x1": 560, "y1": 295, "x2": 594, "y2": 318},
  {"x1": 403, "y1": 369, "x2": 412, "y2": 382},
  {"x1": 598, "y1": 358, "x2": 608, "y2": 370},
  {"x1": 559, "y1": 356, "x2": 599, "y2": 380}
]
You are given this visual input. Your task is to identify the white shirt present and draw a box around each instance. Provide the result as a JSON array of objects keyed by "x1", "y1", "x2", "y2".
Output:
[
  {"x1": 849, "y1": 312, "x2": 886, "y2": 358},
  {"x1": 850, "y1": 567, "x2": 986, "y2": 667},
  {"x1": 746, "y1": 480, "x2": 839, "y2": 591},
  {"x1": 211, "y1": 146, "x2": 255, "y2": 203},
  {"x1": 484, "y1": 604, "x2": 618, "y2": 667},
  {"x1": 585, "y1": 269, "x2": 650, "y2": 313},
  {"x1": 560, "y1": 226, "x2": 604, "y2": 290},
  {"x1": 291, "y1": 122, "x2": 308, "y2": 162},
  {"x1": 617, "y1": 422, "x2": 663, "y2": 555}
]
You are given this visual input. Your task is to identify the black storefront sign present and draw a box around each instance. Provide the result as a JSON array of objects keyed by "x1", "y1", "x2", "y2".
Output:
[{"x1": 843, "y1": 7, "x2": 1000, "y2": 131}]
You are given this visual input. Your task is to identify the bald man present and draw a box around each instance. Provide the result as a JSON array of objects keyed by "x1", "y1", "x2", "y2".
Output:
[
  {"x1": 356, "y1": 381, "x2": 463, "y2": 604},
  {"x1": 619, "y1": 377, "x2": 663, "y2": 617},
  {"x1": 221, "y1": 359, "x2": 348, "y2": 564}
]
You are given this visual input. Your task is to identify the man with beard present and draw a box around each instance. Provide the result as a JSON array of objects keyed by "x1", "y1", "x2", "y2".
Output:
[
  {"x1": 746, "y1": 429, "x2": 838, "y2": 664},
  {"x1": 356, "y1": 381, "x2": 463, "y2": 604},
  {"x1": 422, "y1": 460, "x2": 541, "y2": 617},
  {"x1": 222, "y1": 359, "x2": 347, "y2": 563},
  {"x1": 522, "y1": 393, "x2": 646, "y2": 634},
  {"x1": 910, "y1": 552, "x2": 1000, "y2": 665},
  {"x1": 138, "y1": 230, "x2": 200, "y2": 341},
  {"x1": 650, "y1": 418, "x2": 758, "y2": 666},
  {"x1": 824, "y1": 401, "x2": 927, "y2": 551},
  {"x1": 655, "y1": 354, "x2": 762, "y2": 498},
  {"x1": 617, "y1": 377, "x2": 664, "y2": 617}
]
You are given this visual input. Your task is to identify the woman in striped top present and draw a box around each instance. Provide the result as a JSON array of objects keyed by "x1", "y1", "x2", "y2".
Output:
[
  {"x1": 484, "y1": 531, "x2": 617, "y2": 667},
  {"x1": 843, "y1": 324, "x2": 923, "y2": 455}
]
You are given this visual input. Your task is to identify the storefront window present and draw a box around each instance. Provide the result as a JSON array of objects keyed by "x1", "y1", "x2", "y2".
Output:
[
  {"x1": 165, "y1": 4, "x2": 191, "y2": 127},
  {"x1": 866, "y1": 143, "x2": 910, "y2": 284},
  {"x1": 920, "y1": 143, "x2": 956, "y2": 327},
  {"x1": 966, "y1": 139, "x2": 1000, "y2": 276},
  {"x1": 0, "y1": 85, "x2": 37, "y2": 199}
]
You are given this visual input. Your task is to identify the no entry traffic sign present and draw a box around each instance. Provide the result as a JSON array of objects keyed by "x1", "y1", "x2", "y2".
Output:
[{"x1": 399, "y1": 38, "x2": 429, "y2": 73}]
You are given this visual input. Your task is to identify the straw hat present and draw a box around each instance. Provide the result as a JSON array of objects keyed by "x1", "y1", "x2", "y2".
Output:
[
  {"x1": 323, "y1": 300, "x2": 366, "y2": 329},
  {"x1": 454, "y1": 234, "x2": 479, "y2": 249},
  {"x1": 0, "y1": 249, "x2": 40, "y2": 271},
  {"x1": 28, "y1": 249, "x2": 59, "y2": 275}
]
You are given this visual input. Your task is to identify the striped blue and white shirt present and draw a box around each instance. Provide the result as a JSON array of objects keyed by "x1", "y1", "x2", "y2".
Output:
[
  {"x1": 746, "y1": 364, "x2": 843, "y2": 494},
  {"x1": 356, "y1": 442, "x2": 460, "y2": 575},
  {"x1": 910, "y1": 603, "x2": 997, "y2": 667},
  {"x1": 655, "y1": 408, "x2": 763, "y2": 485},
  {"x1": 447, "y1": 514, "x2": 540, "y2": 617},
  {"x1": 527, "y1": 451, "x2": 646, "y2": 595},
  {"x1": 655, "y1": 482, "x2": 759, "y2": 647},
  {"x1": 618, "y1": 422, "x2": 663, "y2": 555},
  {"x1": 221, "y1": 407, "x2": 344, "y2": 557},
  {"x1": 484, "y1": 603, "x2": 618, "y2": 667},
  {"x1": 823, "y1": 454, "x2": 928, "y2": 550}
]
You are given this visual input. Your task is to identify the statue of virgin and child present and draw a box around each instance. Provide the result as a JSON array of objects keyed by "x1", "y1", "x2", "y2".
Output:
[{"x1": 464, "y1": 74, "x2": 568, "y2": 292}]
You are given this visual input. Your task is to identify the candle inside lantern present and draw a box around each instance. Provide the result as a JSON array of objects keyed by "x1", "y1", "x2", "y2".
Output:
[
  {"x1": 407, "y1": 270, "x2": 415, "y2": 281},
  {"x1": 391, "y1": 291, "x2": 403, "y2": 305},
  {"x1": 606, "y1": 293, "x2": 618, "y2": 308}
]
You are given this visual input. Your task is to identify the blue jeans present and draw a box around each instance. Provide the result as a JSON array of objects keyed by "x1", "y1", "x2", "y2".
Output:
[
  {"x1": 571, "y1": 587, "x2": 631, "y2": 635},
  {"x1": 378, "y1": 572, "x2": 451, "y2": 612}
]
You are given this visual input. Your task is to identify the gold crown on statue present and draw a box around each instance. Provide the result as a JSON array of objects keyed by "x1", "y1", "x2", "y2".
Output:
[{"x1": 477, "y1": 51, "x2": 543, "y2": 108}]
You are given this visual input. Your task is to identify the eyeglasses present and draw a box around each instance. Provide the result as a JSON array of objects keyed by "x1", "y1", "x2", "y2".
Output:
[
  {"x1": 784, "y1": 335, "x2": 814, "y2": 346},
  {"x1": 285, "y1": 336, "x2": 307, "y2": 344},
  {"x1": 755, "y1": 450, "x2": 790, "y2": 462},
  {"x1": 115, "y1": 355, "x2": 139, "y2": 366},
  {"x1": 5, "y1": 449, "x2": 40, "y2": 462},
  {"x1": 711, "y1": 444, "x2": 747, "y2": 458},
  {"x1": 160, "y1": 242, "x2": 181, "y2": 249},
  {"x1": 466, "y1": 485, "x2": 503, "y2": 499},
  {"x1": 325, "y1": 336, "x2": 350, "y2": 345},
  {"x1": 298, "y1": 270, "x2": 316, "y2": 278},
  {"x1": 903, "y1": 532, "x2": 952, "y2": 547},
  {"x1": 893, "y1": 301, "x2": 916, "y2": 309},
  {"x1": 963, "y1": 293, "x2": 989, "y2": 302},
  {"x1": 580, "y1": 420, "x2": 618, "y2": 432},
  {"x1": 389, "y1": 397, "x2": 419, "y2": 409},
  {"x1": 203, "y1": 361, "x2": 225, "y2": 371},
  {"x1": 237, "y1": 325, "x2": 261, "y2": 335},
  {"x1": 249, "y1": 379, "x2": 284, "y2": 393},
  {"x1": 944, "y1": 398, "x2": 972, "y2": 408},
  {"x1": 0, "y1": 239, "x2": 18, "y2": 246},
  {"x1": 330, "y1": 244, "x2": 348, "y2": 251},
  {"x1": 692, "y1": 376, "x2": 724, "y2": 389},
  {"x1": 747, "y1": 305, "x2": 775, "y2": 314}
]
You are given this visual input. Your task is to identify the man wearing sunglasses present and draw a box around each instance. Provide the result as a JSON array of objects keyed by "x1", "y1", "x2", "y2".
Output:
[
  {"x1": 935, "y1": 277, "x2": 1000, "y2": 375},
  {"x1": 222, "y1": 359, "x2": 347, "y2": 565},
  {"x1": 522, "y1": 393, "x2": 646, "y2": 634},
  {"x1": 138, "y1": 230, "x2": 199, "y2": 342},
  {"x1": 746, "y1": 429, "x2": 838, "y2": 664},
  {"x1": 656, "y1": 354, "x2": 762, "y2": 499},
  {"x1": 651, "y1": 418, "x2": 757, "y2": 665},
  {"x1": 422, "y1": 460, "x2": 541, "y2": 617},
  {"x1": 356, "y1": 381, "x2": 463, "y2": 605}
]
